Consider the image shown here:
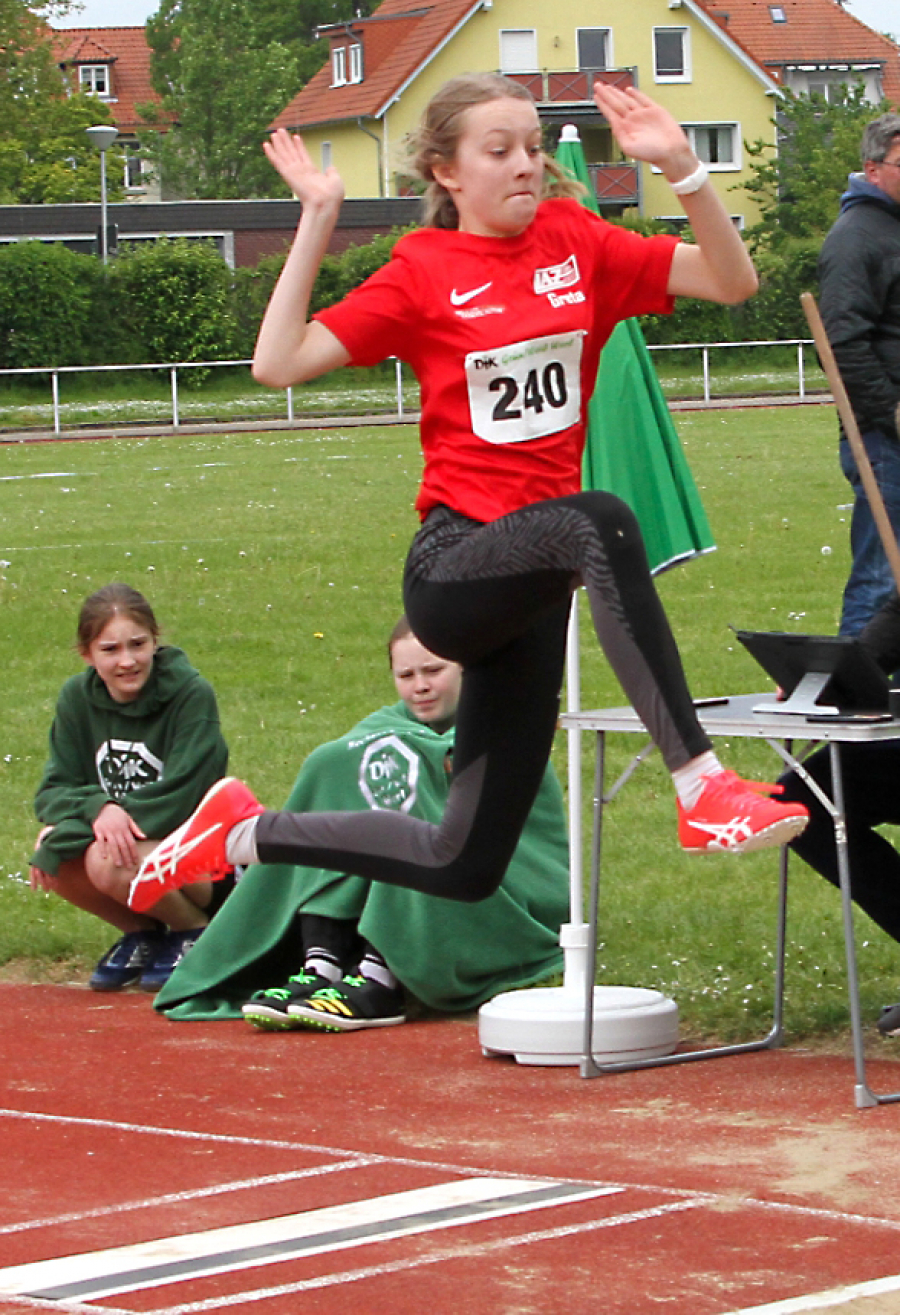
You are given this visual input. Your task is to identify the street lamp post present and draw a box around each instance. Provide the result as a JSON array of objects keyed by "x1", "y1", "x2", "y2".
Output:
[{"x1": 85, "y1": 125, "x2": 119, "y2": 265}]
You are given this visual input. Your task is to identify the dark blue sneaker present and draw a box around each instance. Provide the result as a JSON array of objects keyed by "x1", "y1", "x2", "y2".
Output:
[
  {"x1": 878, "y1": 1002, "x2": 900, "y2": 1036},
  {"x1": 89, "y1": 930, "x2": 163, "y2": 992},
  {"x1": 241, "y1": 970, "x2": 332, "y2": 1031},
  {"x1": 139, "y1": 927, "x2": 205, "y2": 993}
]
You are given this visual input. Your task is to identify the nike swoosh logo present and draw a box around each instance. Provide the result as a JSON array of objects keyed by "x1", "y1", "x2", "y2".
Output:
[{"x1": 450, "y1": 281, "x2": 493, "y2": 306}]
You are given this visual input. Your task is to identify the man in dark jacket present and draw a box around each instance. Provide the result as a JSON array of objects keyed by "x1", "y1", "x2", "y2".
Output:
[
  {"x1": 819, "y1": 112, "x2": 900, "y2": 636},
  {"x1": 779, "y1": 592, "x2": 900, "y2": 1034}
]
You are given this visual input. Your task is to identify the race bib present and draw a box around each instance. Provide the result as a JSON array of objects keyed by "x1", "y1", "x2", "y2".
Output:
[{"x1": 465, "y1": 331, "x2": 584, "y2": 445}]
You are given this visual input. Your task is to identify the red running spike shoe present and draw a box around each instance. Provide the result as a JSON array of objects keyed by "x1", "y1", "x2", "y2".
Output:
[
  {"x1": 129, "y1": 777, "x2": 264, "y2": 912},
  {"x1": 678, "y1": 770, "x2": 808, "y2": 854}
]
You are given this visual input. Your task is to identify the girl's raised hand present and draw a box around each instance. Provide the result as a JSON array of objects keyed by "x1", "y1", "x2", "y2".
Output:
[
  {"x1": 262, "y1": 128, "x2": 345, "y2": 212},
  {"x1": 592, "y1": 83, "x2": 692, "y2": 171}
]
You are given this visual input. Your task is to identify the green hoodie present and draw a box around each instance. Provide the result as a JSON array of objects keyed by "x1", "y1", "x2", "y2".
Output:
[{"x1": 32, "y1": 646, "x2": 228, "y2": 876}]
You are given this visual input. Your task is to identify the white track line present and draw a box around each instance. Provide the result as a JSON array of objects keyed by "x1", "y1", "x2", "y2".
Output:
[
  {"x1": 0, "y1": 1107, "x2": 353, "y2": 1152},
  {"x1": 5, "y1": 1106, "x2": 900, "y2": 1237},
  {"x1": 0, "y1": 1162, "x2": 371, "y2": 1236},
  {"x1": 724, "y1": 1273, "x2": 900, "y2": 1312}
]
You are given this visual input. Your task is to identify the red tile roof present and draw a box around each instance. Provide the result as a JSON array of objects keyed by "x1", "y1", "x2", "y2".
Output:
[
  {"x1": 52, "y1": 26, "x2": 166, "y2": 134},
  {"x1": 697, "y1": 0, "x2": 900, "y2": 103},
  {"x1": 272, "y1": 0, "x2": 482, "y2": 130}
]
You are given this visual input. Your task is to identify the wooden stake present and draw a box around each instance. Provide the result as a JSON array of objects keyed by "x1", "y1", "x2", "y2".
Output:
[{"x1": 801, "y1": 290, "x2": 900, "y2": 595}]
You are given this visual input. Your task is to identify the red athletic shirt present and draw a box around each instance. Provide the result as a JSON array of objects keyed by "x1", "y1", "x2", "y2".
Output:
[{"x1": 316, "y1": 198, "x2": 678, "y2": 522}]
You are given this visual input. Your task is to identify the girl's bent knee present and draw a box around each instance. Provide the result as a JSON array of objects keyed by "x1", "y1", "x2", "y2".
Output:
[{"x1": 444, "y1": 860, "x2": 506, "y2": 903}]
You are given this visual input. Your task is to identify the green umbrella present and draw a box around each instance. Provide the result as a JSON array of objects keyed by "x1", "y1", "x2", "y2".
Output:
[{"x1": 555, "y1": 124, "x2": 714, "y2": 573}]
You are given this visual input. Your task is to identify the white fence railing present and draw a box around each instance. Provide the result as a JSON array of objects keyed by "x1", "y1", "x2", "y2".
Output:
[
  {"x1": 648, "y1": 338, "x2": 821, "y2": 404},
  {"x1": 0, "y1": 357, "x2": 410, "y2": 437},
  {"x1": 0, "y1": 340, "x2": 826, "y2": 438}
]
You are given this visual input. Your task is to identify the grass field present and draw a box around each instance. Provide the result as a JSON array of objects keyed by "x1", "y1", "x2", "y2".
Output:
[{"x1": 2, "y1": 401, "x2": 897, "y2": 1044}]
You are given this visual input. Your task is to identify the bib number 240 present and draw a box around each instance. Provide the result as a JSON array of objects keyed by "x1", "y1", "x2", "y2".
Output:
[
  {"x1": 465, "y1": 331, "x2": 584, "y2": 445},
  {"x1": 490, "y1": 361, "x2": 568, "y2": 421}
]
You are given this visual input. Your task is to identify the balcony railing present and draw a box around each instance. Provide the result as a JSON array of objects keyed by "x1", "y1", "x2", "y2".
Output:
[
  {"x1": 588, "y1": 162, "x2": 640, "y2": 205},
  {"x1": 502, "y1": 69, "x2": 640, "y2": 206},
  {"x1": 503, "y1": 67, "x2": 635, "y2": 104}
]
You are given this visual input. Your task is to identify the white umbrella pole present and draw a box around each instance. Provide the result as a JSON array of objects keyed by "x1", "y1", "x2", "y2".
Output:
[{"x1": 562, "y1": 592, "x2": 590, "y2": 995}]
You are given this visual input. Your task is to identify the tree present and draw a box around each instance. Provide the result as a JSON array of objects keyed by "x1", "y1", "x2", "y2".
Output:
[
  {"x1": 0, "y1": 240, "x2": 102, "y2": 368},
  {"x1": 1, "y1": 90, "x2": 124, "y2": 204},
  {"x1": 142, "y1": 0, "x2": 373, "y2": 199},
  {"x1": 0, "y1": 0, "x2": 123, "y2": 204},
  {"x1": 109, "y1": 238, "x2": 238, "y2": 374},
  {"x1": 0, "y1": 0, "x2": 64, "y2": 126},
  {"x1": 248, "y1": 0, "x2": 376, "y2": 86},
  {"x1": 742, "y1": 84, "x2": 888, "y2": 252},
  {"x1": 141, "y1": 0, "x2": 301, "y2": 198}
]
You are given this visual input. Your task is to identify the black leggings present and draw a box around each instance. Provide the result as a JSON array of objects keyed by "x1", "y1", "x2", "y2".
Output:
[{"x1": 256, "y1": 492, "x2": 711, "y2": 901}]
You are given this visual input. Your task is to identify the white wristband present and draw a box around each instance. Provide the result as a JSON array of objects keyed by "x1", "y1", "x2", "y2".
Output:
[{"x1": 669, "y1": 161, "x2": 708, "y2": 195}]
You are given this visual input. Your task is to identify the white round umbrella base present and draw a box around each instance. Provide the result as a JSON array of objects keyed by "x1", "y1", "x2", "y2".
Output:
[{"x1": 478, "y1": 985, "x2": 678, "y2": 1067}]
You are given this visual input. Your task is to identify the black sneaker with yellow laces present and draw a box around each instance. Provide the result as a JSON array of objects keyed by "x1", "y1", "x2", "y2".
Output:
[
  {"x1": 241, "y1": 969, "x2": 332, "y2": 1031},
  {"x1": 286, "y1": 973, "x2": 406, "y2": 1032}
]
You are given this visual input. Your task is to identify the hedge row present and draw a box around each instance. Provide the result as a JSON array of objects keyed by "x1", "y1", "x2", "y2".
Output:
[{"x1": 0, "y1": 230, "x2": 822, "y2": 375}]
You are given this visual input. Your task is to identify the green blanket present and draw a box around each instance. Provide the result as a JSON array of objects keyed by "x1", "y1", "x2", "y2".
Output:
[{"x1": 156, "y1": 702, "x2": 569, "y2": 1019}]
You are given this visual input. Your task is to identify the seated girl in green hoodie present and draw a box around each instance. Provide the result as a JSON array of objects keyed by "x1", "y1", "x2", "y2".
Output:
[{"x1": 29, "y1": 584, "x2": 230, "y2": 993}]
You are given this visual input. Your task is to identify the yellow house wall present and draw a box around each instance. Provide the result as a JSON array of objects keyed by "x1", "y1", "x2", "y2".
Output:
[
  {"x1": 294, "y1": 125, "x2": 383, "y2": 198},
  {"x1": 355, "y1": 0, "x2": 777, "y2": 226}
]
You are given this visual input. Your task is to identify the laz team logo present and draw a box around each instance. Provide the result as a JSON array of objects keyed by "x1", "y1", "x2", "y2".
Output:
[
  {"x1": 534, "y1": 254, "x2": 585, "y2": 308},
  {"x1": 96, "y1": 739, "x2": 164, "y2": 800},
  {"x1": 358, "y1": 735, "x2": 420, "y2": 812},
  {"x1": 533, "y1": 255, "x2": 580, "y2": 295}
]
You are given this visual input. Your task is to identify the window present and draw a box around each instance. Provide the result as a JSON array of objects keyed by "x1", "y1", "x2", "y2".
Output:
[
  {"x1": 805, "y1": 75, "x2": 859, "y2": 102},
  {"x1": 321, "y1": 141, "x2": 333, "y2": 170},
  {"x1": 652, "y1": 124, "x2": 740, "y2": 173},
  {"x1": 79, "y1": 64, "x2": 110, "y2": 96},
  {"x1": 124, "y1": 151, "x2": 143, "y2": 189},
  {"x1": 685, "y1": 123, "x2": 738, "y2": 168},
  {"x1": 499, "y1": 29, "x2": 538, "y2": 73},
  {"x1": 782, "y1": 68, "x2": 871, "y2": 102},
  {"x1": 656, "y1": 214, "x2": 744, "y2": 234},
  {"x1": 332, "y1": 43, "x2": 362, "y2": 86},
  {"x1": 653, "y1": 27, "x2": 690, "y2": 82},
  {"x1": 577, "y1": 28, "x2": 610, "y2": 71},
  {"x1": 769, "y1": 6, "x2": 787, "y2": 20}
]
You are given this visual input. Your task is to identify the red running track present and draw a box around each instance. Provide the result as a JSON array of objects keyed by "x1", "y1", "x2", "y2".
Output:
[{"x1": 2, "y1": 984, "x2": 900, "y2": 1314}]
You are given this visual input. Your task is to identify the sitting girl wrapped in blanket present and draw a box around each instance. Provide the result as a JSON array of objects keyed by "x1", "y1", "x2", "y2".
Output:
[{"x1": 155, "y1": 617, "x2": 570, "y2": 1029}]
